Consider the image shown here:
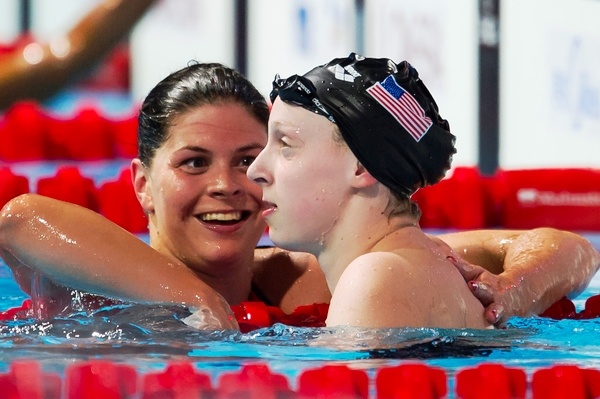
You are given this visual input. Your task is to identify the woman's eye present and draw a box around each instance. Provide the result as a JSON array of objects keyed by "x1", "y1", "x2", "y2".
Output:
[
  {"x1": 183, "y1": 158, "x2": 208, "y2": 169},
  {"x1": 239, "y1": 156, "x2": 256, "y2": 167}
]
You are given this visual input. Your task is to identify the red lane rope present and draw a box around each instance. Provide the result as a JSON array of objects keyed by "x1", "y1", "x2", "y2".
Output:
[{"x1": 1, "y1": 360, "x2": 600, "y2": 399}]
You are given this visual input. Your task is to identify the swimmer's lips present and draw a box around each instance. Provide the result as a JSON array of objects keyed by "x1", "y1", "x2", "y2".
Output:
[{"x1": 260, "y1": 201, "x2": 277, "y2": 218}]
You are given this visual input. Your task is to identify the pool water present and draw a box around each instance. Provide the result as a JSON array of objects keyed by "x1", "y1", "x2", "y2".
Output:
[{"x1": 1, "y1": 255, "x2": 600, "y2": 390}]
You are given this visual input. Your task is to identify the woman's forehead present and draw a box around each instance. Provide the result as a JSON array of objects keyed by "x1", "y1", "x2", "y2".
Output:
[{"x1": 170, "y1": 103, "x2": 265, "y2": 135}]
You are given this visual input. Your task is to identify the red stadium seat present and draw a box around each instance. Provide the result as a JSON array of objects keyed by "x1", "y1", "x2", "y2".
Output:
[
  {"x1": 36, "y1": 166, "x2": 99, "y2": 211},
  {"x1": 111, "y1": 114, "x2": 139, "y2": 159},
  {"x1": 47, "y1": 107, "x2": 114, "y2": 160},
  {"x1": 0, "y1": 101, "x2": 50, "y2": 161},
  {"x1": 97, "y1": 167, "x2": 148, "y2": 234},
  {"x1": 0, "y1": 167, "x2": 29, "y2": 209}
]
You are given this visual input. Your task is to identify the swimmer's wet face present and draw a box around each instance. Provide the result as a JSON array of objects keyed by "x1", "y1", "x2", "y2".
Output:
[
  {"x1": 247, "y1": 97, "x2": 357, "y2": 254},
  {"x1": 136, "y1": 102, "x2": 267, "y2": 273}
]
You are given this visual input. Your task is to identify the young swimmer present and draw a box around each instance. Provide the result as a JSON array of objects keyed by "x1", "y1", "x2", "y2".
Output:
[
  {"x1": 247, "y1": 53, "x2": 599, "y2": 329},
  {"x1": 0, "y1": 61, "x2": 598, "y2": 330}
]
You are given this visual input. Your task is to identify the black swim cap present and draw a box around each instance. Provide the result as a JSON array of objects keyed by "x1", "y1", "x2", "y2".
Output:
[{"x1": 271, "y1": 53, "x2": 456, "y2": 197}]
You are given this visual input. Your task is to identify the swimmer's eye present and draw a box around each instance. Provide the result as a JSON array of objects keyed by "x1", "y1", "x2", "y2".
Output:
[
  {"x1": 278, "y1": 137, "x2": 296, "y2": 159},
  {"x1": 278, "y1": 136, "x2": 293, "y2": 149}
]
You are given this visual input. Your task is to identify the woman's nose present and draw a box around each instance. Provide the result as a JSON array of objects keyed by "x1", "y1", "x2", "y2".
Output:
[{"x1": 207, "y1": 167, "x2": 243, "y2": 197}]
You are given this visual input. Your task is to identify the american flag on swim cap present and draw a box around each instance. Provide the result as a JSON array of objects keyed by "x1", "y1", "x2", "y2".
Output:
[{"x1": 366, "y1": 75, "x2": 432, "y2": 142}]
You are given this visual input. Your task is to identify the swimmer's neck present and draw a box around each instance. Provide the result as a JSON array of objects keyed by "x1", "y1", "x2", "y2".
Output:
[{"x1": 316, "y1": 202, "x2": 419, "y2": 293}]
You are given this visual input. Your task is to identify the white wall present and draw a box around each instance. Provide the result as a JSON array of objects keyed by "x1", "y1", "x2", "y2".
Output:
[
  {"x1": 500, "y1": 0, "x2": 600, "y2": 168},
  {"x1": 29, "y1": 0, "x2": 100, "y2": 38},
  {"x1": 130, "y1": 0, "x2": 236, "y2": 103},
  {"x1": 247, "y1": 0, "x2": 357, "y2": 100},
  {"x1": 0, "y1": 0, "x2": 20, "y2": 42},
  {"x1": 364, "y1": 0, "x2": 479, "y2": 167}
]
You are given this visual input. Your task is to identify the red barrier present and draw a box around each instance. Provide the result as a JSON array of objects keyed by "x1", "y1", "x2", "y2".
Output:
[
  {"x1": 494, "y1": 168, "x2": 600, "y2": 231},
  {"x1": 2, "y1": 361, "x2": 600, "y2": 398},
  {"x1": 231, "y1": 302, "x2": 328, "y2": 333},
  {"x1": 0, "y1": 167, "x2": 29, "y2": 209},
  {"x1": 0, "y1": 299, "x2": 31, "y2": 321},
  {"x1": 1, "y1": 101, "x2": 136, "y2": 161},
  {"x1": 540, "y1": 294, "x2": 600, "y2": 320},
  {"x1": 36, "y1": 166, "x2": 99, "y2": 211},
  {"x1": 111, "y1": 114, "x2": 139, "y2": 158},
  {"x1": 217, "y1": 364, "x2": 293, "y2": 399}
]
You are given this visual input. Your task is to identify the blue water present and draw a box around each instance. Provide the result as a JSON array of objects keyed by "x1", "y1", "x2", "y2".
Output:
[{"x1": 1, "y1": 256, "x2": 600, "y2": 383}]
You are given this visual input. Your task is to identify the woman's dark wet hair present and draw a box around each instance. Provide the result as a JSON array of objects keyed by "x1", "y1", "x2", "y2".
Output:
[{"x1": 137, "y1": 62, "x2": 270, "y2": 167}]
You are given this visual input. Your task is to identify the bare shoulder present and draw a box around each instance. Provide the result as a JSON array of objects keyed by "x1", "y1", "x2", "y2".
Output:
[
  {"x1": 328, "y1": 251, "x2": 490, "y2": 329},
  {"x1": 327, "y1": 252, "x2": 429, "y2": 328}
]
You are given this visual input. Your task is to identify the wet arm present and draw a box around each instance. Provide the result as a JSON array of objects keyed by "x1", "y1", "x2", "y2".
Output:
[
  {"x1": 0, "y1": 194, "x2": 237, "y2": 329},
  {"x1": 438, "y1": 228, "x2": 600, "y2": 322}
]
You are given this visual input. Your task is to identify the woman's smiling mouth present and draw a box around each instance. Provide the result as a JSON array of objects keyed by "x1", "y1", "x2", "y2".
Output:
[{"x1": 199, "y1": 211, "x2": 251, "y2": 225}]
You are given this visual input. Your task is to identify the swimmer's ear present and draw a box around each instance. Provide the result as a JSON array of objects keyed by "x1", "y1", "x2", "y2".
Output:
[
  {"x1": 131, "y1": 159, "x2": 154, "y2": 214},
  {"x1": 351, "y1": 161, "x2": 378, "y2": 188}
]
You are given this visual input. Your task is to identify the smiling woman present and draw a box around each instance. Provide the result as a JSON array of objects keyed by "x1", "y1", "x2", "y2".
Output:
[{"x1": 132, "y1": 101, "x2": 267, "y2": 303}]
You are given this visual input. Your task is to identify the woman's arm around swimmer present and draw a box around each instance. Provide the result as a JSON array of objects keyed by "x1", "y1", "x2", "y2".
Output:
[
  {"x1": 0, "y1": 194, "x2": 237, "y2": 330},
  {"x1": 438, "y1": 228, "x2": 600, "y2": 326}
]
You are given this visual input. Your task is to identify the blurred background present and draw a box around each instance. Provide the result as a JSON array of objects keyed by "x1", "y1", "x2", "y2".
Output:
[
  {"x1": 1, "y1": 0, "x2": 599, "y2": 170},
  {"x1": 0, "y1": 0, "x2": 600, "y2": 171},
  {"x1": 1, "y1": 0, "x2": 599, "y2": 234}
]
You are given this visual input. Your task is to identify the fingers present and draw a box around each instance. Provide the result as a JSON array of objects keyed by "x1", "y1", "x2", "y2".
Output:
[
  {"x1": 447, "y1": 255, "x2": 484, "y2": 282},
  {"x1": 484, "y1": 304, "x2": 505, "y2": 327},
  {"x1": 468, "y1": 281, "x2": 494, "y2": 306}
]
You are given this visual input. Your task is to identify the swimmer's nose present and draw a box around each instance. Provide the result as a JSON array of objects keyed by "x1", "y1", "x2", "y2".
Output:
[{"x1": 247, "y1": 150, "x2": 270, "y2": 186}]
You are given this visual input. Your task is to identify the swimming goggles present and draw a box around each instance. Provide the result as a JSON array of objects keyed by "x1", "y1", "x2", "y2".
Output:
[{"x1": 270, "y1": 74, "x2": 337, "y2": 124}]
